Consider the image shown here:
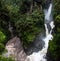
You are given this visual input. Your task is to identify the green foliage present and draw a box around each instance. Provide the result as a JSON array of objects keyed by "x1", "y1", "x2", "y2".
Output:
[
  {"x1": 0, "y1": 31, "x2": 7, "y2": 54},
  {"x1": 0, "y1": 0, "x2": 21, "y2": 14},
  {"x1": 14, "y1": 9, "x2": 44, "y2": 46},
  {"x1": 48, "y1": 0, "x2": 60, "y2": 61},
  {"x1": 6, "y1": 4, "x2": 19, "y2": 13},
  {"x1": 49, "y1": 34, "x2": 60, "y2": 61},
  {"x1": 0, "y1": 43, "x2": 5, "y2": 53},
  {"x1": 0, "y1": 31, "x2": 6, "y2": 43},
  {"x1": 0, "y1": 55, "x2": 15, "y2": 61},
  {"x1": 0, "y1": 0, "x2": 60, "y2": 61},
  {"x1": 0, "y1": 0, "x2": 44, "y2": 57}
]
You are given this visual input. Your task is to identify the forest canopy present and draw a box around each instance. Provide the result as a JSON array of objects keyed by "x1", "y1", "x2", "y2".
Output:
[{"x1": 0, "y1": 0, "x2": 60, "y2": 61}]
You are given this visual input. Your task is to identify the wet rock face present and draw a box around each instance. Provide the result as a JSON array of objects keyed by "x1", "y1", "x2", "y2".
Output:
[
  {"x1": 25, "y1": 33, "x2": 45, "y2": 55},
  {"x1": 4, "y1": 36, "x2": 27, "y2": 61}
]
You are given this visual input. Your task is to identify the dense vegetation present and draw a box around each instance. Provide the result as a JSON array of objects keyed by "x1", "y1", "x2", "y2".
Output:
[
  {"x1": 0, "y1": 0, "x2": 60, "y2": 61},
  {"x1": 49, "y1": 0, "x2": 60, "y2": 60},
  {"x1": 0, "y1": 55, "x2": 15, "y2": 61}
]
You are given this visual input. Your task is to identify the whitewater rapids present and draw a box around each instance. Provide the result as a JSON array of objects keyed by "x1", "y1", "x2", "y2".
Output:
[{"x1": 26, "y1": 3, "x2": 55, "y2": 61}]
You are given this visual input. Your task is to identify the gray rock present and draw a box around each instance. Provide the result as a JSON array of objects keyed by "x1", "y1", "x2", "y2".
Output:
[{"x1": 4, "y1": 36, "x2": 27, "y2": 61}]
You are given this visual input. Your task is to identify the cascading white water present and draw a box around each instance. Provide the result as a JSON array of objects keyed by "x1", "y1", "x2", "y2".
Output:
[
  {"x1": 27, "y1": 3, "x2": 55, "y2": 61},
  {"x1": 44, "y1": 4, "x2": 52, "y2": 21}
]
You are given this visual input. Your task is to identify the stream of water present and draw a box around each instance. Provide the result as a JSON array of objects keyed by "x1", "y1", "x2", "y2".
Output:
[{"x1": 27, "y1": 2, "x2": 55, "y2": 61}]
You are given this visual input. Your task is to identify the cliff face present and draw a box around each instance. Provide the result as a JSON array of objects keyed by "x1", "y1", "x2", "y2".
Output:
[{"x1": 4, "y1": 36, "x2": 27, "y2": 61}]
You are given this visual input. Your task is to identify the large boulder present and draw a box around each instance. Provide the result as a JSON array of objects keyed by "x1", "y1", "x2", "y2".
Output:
[{"x1": 3, "y1": 36, "x2": 27, "y2": 61}]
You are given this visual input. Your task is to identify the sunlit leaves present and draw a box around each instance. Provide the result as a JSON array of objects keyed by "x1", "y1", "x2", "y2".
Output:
[
  {"x1": 0, "y1": 31, "x2": 6, "y2": 43},
  {"x1": 6, "y1": 4, "x2": 19, "y2": 13}
]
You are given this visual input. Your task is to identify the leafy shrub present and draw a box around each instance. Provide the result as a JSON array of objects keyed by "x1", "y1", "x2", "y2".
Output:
[
  {"x1": 0, "y1": 31, "x2": 6, "y2": 43},
  {"x1": 0, "y1": 55, "x2": 15, "y2": 61}
]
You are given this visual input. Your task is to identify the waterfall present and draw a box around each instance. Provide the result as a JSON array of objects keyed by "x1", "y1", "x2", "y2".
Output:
[{"x1": 26, "y1": 2, "x2": 55, "y2": 61}]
